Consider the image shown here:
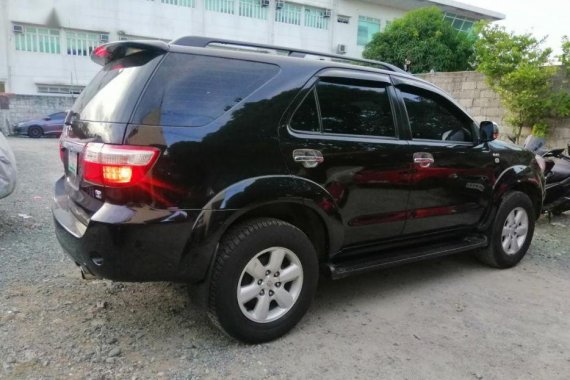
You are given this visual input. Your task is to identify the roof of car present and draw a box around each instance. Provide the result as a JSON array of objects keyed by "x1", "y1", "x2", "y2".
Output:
[{"x1": 92, "y1": 36, "x2": 436, "y2": 90}]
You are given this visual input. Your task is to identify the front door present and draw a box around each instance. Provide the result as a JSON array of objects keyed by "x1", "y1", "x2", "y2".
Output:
[
  {"x1": 279, "y1": 70, "x2": 411, "y2": 252},
  {"x1": 394, "y1": 80, "x2": 495, "y2": 236}
]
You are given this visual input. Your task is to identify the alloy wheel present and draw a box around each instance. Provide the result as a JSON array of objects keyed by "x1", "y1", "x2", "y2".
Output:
[
  {"x1": 501, "y1": 207, "x2": 529, "y2": 255},
  {"x1": 237, "y1": 247, "x2": 304, "y2": 323}
]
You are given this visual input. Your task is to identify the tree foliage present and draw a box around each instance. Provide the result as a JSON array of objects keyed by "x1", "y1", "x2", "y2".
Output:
[
  {"x1": 474, "y1": 24, "x2": 570, "y2": 140},
  {"x1": 562, "y1": 35, "x2": 570, "y2": 68},
  {"x1": 362, "y1": 7, "x2": 475, "y2": 73}
]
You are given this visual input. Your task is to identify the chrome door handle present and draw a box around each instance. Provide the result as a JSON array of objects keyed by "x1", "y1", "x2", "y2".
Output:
[
  {"x1": 293, "y1": 149, "x2": 324, "y2": 168},
  {"x1": 413, "y1": 152, "x2": 434, "y2": 168}
]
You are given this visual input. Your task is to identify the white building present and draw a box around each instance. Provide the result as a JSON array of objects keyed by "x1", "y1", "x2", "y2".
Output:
[{"x1": 0, "y1": 0, "x2": 503, "y2": 96}]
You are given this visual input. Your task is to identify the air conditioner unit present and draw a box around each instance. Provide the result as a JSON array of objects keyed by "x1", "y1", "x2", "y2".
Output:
[
  {"x1": 323, "y1": 9, "x2": 332, "y2": 18},
  {"x1": 260, "y1": 0, "x2": 270, "y2": 7},
  {"x1": 337, "y1": 44, "x2": 346, "y2": 54},
  {"x1": 13, "y1": 24, "x2": 24, "y2": 33},
  {"x1": 99, "y1": 34, "x2": 109, "y2": 43},
  {"x1": 276, "y1": 0, "x2": 284, "y2": 10}
]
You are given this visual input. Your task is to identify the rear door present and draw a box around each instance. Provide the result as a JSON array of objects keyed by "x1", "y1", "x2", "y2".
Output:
[
  {"x1": 394, "y1": 78, "x2": 495, "y2": 236},
  {"x1": 60, "y1": 47, "x2": 165, "y2": 217},
  {"x1": 279, "y1": 69, "x2": 411, "y2": 253},
  {"x1": 46, "y1": 112, "x2": 66, "y2": 134}
]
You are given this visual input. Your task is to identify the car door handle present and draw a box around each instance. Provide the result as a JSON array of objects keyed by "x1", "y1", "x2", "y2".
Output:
[
  {"x1": 293, "y1": 149, "x2": 324, "y2": 168},
  {"x1": 413, "y1": 152, "x2": 434, "y2": 168}
]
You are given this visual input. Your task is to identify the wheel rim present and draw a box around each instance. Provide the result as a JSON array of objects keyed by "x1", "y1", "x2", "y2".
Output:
[
  {"x1": 237, "y1": 247, "x2": 304, "y2": 324},
  {"x1": 501, "y1": 207, "x2": 529, "y2": 255}
]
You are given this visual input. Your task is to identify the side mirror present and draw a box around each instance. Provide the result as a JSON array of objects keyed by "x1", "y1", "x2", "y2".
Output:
[{"x1": 480, "y1": 121, "x2": 499, "y2": 142}]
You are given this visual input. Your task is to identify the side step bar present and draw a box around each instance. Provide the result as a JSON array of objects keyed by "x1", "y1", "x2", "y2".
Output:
[{"x1": 327, "y1": 234, "x2": 488, "y2": 280}]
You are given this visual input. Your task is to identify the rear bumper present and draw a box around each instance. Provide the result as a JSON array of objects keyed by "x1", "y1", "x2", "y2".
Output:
[{"x1": 52, "y1": 176, "x2": 228, "y2": 282}]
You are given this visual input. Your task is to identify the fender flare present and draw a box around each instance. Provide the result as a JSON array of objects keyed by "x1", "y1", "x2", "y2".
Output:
[
  {"x1": 481, "y1": 165, "x2": 543, "y2": 229},
  {"x1": 182, "y1": 175, "x2": 344, "y2": 282}
]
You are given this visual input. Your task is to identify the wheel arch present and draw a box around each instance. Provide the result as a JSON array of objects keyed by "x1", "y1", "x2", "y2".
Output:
[
  {"x1": 492, "y1": 165, "x2": 543, "y2": 220},
  {"x1": 183, "y1": 176, "x2": 344, "y2": 283},
  {"x1": 27, "y1": 125, "x2": 43, "y2": 136}
]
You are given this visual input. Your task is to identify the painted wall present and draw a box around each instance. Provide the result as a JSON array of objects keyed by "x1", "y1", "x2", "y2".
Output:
[{"x1": 0, "y1": 0, "x2": 408, "y2": 94}]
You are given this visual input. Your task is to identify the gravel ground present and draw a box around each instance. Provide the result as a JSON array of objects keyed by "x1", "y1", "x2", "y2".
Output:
[{"x1": 1, "y1": 137, "x2": 570, "y2": 380}]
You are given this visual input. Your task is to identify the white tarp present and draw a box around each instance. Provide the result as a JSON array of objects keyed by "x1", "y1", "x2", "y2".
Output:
[{"x1": 0, "y1": 132, "x2": 17, "y2": 198}]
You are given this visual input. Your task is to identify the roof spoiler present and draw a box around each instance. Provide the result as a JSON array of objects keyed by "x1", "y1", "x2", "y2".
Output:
[{"x1": 90, "y1": 40, "x2": 169, "y2": 66}]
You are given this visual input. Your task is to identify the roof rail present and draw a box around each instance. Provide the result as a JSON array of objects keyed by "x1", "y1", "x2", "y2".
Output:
[{"x1": 171, "y1": 36, "x2": 408, "y2": 74}]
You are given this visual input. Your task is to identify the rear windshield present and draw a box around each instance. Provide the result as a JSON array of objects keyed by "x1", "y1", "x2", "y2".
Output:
[
  {"x1": 131, "y1": 53, "x2": 280, "y2": 127},
  {"x1": 71, "y1": 52, "x2": 163, "y2": 123}
]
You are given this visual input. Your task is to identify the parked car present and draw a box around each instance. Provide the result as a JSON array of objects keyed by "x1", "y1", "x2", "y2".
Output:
[
  {"x1": 0, "y1": 130, "x2": 17, "y2": 198},
  {"x1": 13, "y1": 111, "x2": 67, "y2": 138},
  {"x1": 53, "y1": 37, "x2": 545, "y2": 343}
]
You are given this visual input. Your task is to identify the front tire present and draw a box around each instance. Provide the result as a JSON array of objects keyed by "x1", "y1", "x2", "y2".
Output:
[
  {"x1": 477, "y1": 191, "x2": 535, "y2": 268},
  {"x1": 28, "y1": 126, "x2": 43, "y2": 138},
  {"x1": 207, "y1": 218, "x2": 318, "y2": 343}
]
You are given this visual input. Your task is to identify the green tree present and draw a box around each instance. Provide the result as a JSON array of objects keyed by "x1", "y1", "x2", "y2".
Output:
[
  {"x1": 362, "y1": 7, "x2": 475, "y2": 73},
  {"x1": 561, "y1": 36, "x2": 570, "y2": 68},
  {"x1": 474, "y1": 24, "x2": 570, "y2": 141}
]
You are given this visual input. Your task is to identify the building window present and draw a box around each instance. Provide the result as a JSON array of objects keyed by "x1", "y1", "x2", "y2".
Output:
[
  {"x1": 205, "y1": 0, "x2": 235, "y2": 14},
  {"x1": 37, "y1": 84, "x2": 85, "y2": 95},
  {"x1": 14, "y1": 26, "x2": 60, "y2": 54},
  {"x1": 67, "y1": 31, "x2": 107, "y2": 56},
  {"x1": 275, "y1": 2, "x2": 302, "y2": 25},
  {"x1": 304, "y1": 6, "x2": 329, "y2": 30},
  {"x1": 239, "y1": 0, "x2": 268, "y2": 20},
  {"x1": 357, "y1": 16, "x2": 380, "y2": 46},
  {"x1": 161, "y1": 0, "x2": 196, "y2": 7},
  {"x1": 444, "y1": 13, "x2": 475, "y2": 32},
  {"x1": 0, "y1": 82, "x2": 5, "y2": 93}
]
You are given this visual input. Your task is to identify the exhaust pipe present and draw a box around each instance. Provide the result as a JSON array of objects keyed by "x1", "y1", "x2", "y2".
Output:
[{"x1": 80, "y1": 266, "x2": 97, "y2": 280}]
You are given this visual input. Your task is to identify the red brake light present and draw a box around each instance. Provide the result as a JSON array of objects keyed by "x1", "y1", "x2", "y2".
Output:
[
  {"x1": 82, "y1": 143, "x2": 160, "y2": 187},
  {"x1": 93, "y1": 45, "x2": 110, "y2": 58}
]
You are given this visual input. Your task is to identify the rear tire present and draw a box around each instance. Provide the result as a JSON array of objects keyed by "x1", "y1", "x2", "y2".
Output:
[
  {"x1": 207, "y1": 217, "x2": 318, "y2": 343},
  {"x1": 477, "y1": 191, "x2": 535, "y2": 268},
  {"x1": 28, "y1": 126, "x2": 43, "y2": 138}
]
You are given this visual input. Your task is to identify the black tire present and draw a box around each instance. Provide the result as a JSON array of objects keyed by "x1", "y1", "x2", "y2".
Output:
[
  {"x1": 207, "y1": 217, "x2": 319, "y2": 343},
  {"x1": 28, "y1": 126, "x2": 43, "y2": 138},
  {"x1": 477, "y1": 191, "x2": 535, "y2": 268}
]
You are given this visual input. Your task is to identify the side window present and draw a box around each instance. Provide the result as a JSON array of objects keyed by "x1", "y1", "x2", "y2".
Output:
[
  {"x1": 316, "y1": 78, "x2": 395, "y2": 137},
  {"x1": 290, "y1": 89, "x2": 320, "y2": 132},
  {"x1": 399, "y1": 85, "x2": 474, "y2": 142},
  {"x1": 133, "y1": 54, "x2": 279, "y2": 127},
  {"x1": 51, "y1": 112, "x2": 66, "y2": 119}
]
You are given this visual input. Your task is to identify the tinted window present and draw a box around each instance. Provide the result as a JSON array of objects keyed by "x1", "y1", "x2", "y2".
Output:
[
  {"x1": 133, "y1": 53, "x2": 279, "y2": 127},
  {"x1": 316, "y1": 79, "x2": 395, "y2": 137},
  {"x1": 290, "y1": 89, "x2": 320, "y2": 132},
  {"x1": 49, "y1": 112, "x2": 66, "y2": 119},
  {"x1": 72, "y1": 52, "x2": 163, "y2": 123},
  {"x1": 400, "y1": 86, "x2": 474, "y2": 142}
]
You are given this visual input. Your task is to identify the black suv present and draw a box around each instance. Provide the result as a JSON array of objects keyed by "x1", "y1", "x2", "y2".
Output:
[{"x1": 53, "y1": 37, "x2": 544, "y2": 343}]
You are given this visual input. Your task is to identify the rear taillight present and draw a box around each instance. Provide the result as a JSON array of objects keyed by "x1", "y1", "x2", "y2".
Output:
[{"x1": 82, "y1": 143, "x2": 160, "y2": 187}]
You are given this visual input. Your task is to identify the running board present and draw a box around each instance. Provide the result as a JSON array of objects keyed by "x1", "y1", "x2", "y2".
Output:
[{"x1": 327, "y1": 234, "x2": 488, "y2": 280}]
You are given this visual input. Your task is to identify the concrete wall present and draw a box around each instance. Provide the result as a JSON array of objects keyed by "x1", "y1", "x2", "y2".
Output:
[
  {"x1": 0, "y1": 94, "x2": 74, "y2": 135},
  {"x1": 417, "y1": 71, "x2": 570, "y2": 148}
]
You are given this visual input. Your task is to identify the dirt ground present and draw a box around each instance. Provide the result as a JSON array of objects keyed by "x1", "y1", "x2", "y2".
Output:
[{"x1": 1, "y1": 137, "x2": 569, "y2": 380}]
